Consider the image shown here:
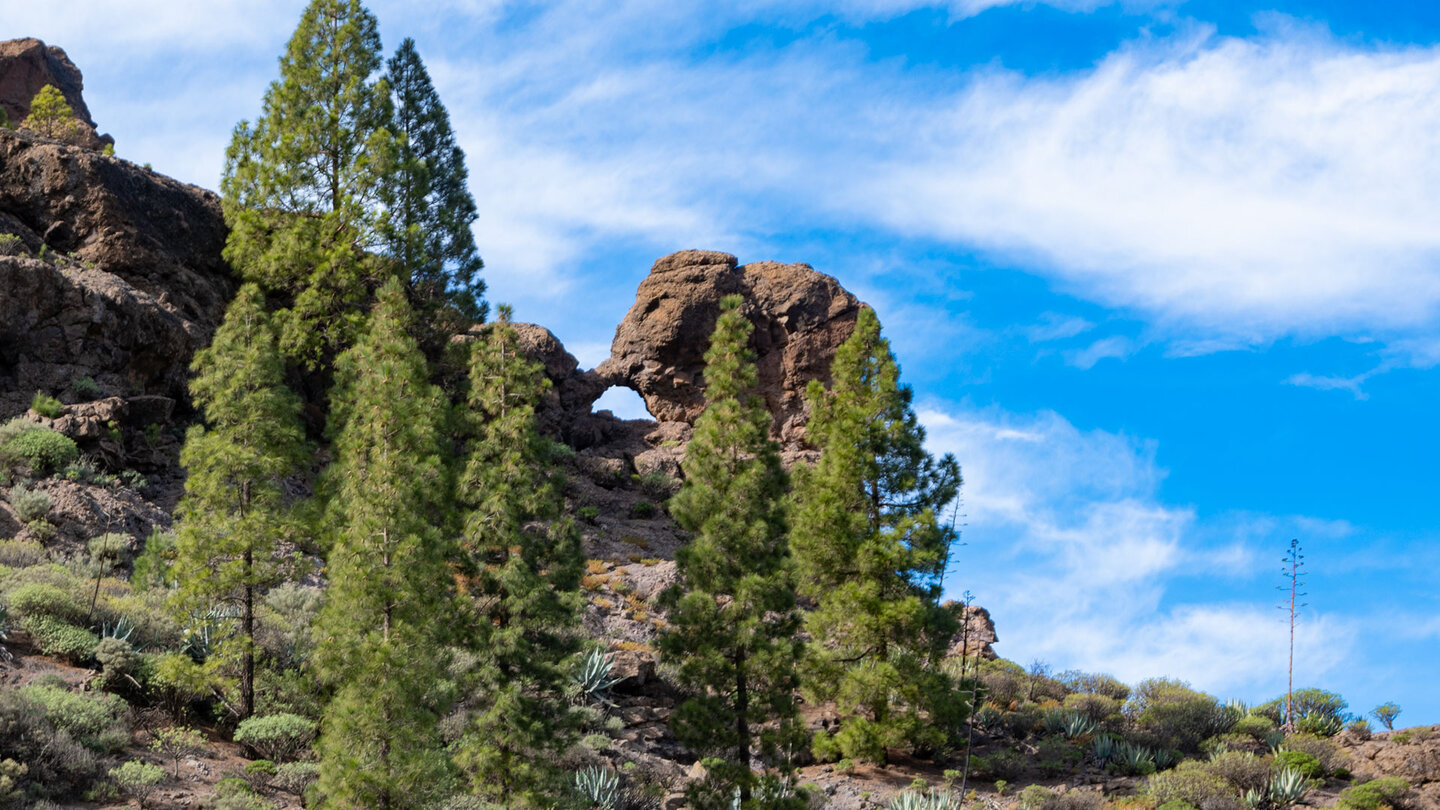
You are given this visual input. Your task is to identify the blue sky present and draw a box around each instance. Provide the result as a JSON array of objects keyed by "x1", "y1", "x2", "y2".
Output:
[{"x1": 9, "y1": 0, "x2": 1437, "y2": 725}]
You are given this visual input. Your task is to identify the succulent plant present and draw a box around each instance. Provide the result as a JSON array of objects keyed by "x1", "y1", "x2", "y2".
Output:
[
  {"x1": 888, "y1": 788, "x2": 964, "y2": 810},
  {"x1": 575, "y1": 765, "x2": 621, "y2": 809},
  {"x1": 574, "y1": 647, "x2": 626, "y2": 707}
]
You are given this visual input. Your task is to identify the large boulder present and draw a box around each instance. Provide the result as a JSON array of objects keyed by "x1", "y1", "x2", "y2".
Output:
[
  {"x1": 597, "y1": 250, "x2": 861, "y2": 445},
  {"x1": 0, "y1": 127, "x2": 231, "y2": 416},
  {"x1": 0, "y1": 38, "x2": 112, "y2": 151}
]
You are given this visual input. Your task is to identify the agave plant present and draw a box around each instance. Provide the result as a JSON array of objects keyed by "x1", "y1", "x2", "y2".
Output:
[
  {"x1": 1265, "y1": 729, "x2": 1287, "y2": 753},
  {"x1": 1092, "y1": 733, "x2": 1119, "y2": 764},
  {"x1": 181, "y1": 605, "x2": 240, "y2": 661},
  {"x1": 973, "y1": 705, "x2": 1002, "y2": 731},
  {"x1": 101, "y1": 614, "x2": 137, "y2": 643},
  {"x1": 888, "y1": 788, "x2": 964, "y2": 810},
  {"x1": 575, "y1": 766, "x2": 621, "y2": 809},
  {"x1": 574, "y1": 647, "x2": 626, "y2": 707},
  {"x1": 1112, "y1": 742, "x2": 1156, "y2": 775},
  {"x1": 1151, "y1": 748, "x2": 1179, "y2": 771},
  {"x1": 1268, "y1": 767, "x2": 1309, "y2": 808},
  {"x1": 1063, "y1": 712, "x2": 1099, "y2": 740},
  {"x1": 1244, "y1": 788, "x2": 1268, "y2": 809}
]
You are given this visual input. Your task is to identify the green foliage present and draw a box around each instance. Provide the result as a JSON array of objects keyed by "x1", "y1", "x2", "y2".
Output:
[
  {"x1": 1273, "y1": 750, "x2": 1322, "y2": 779},
  {"x1": 8, "y1": 483, "x2": 52, "y2": 524},
  {"x1": 658, "y1": 295, "x2": 806, "y2": 806},
  {"x1": 234, "y1": 713, "x2": 317, "y2": 762},
  {"x1": 1148, "y1": 760, "x2": 1240, "y2": 809},
  {"x1": 0, "y1": 686, "x2": 106, "y2": 798},
  {"x1": 1060, "y1": 670, "x2": 1131, "y2": 701},
  {"x1": 109, "y1": 760, "x2": 164, "y2": 808},
  {"x1": 274, "y1": 761, "x2": 320, "y2": 795},
  {"x1": 70, "y1": 377, "x2": 101, "y2": 400},
  {"x1": 131, "y1": 530, "x2": 177, "y2": 591},
  {"x1": 314, "y1": 279, "x2": 453, "y2": 809},
  {"x1": 1203, "y1": 751, "x2": 1273, "y2": 794},
  {"x1": 0, "y1": 538, "x2": 44, "y2": 568},
  {"x1": 221, "y1": 0, "x2": 397, "y2": 368},
  {"x1": 630, "y1": 499, "x2": 657, "y2": 519},
  {"x1": 1130, "y1": 678, "x2": 1233, "y2": 752},
  {"x1": 1234, "y1": 714, "x2": 1277, "y2": 739},
  {"x1": 95, "y1": 637, "x2": 142, "y2": 689},
  {"x1": 383, "y1": 37, "x2": 487, "y2": 335},
  {"x1": 30, "y1": 390, "x2": 63, "y2": 418},
  {"x1": 790, "y1": 306, "x2": 963, "y2": 762},
  {"x1": 1019, "y1": 786, "x2": 1056, "y2": 810},
  {"x1": 1278, "y1": 733, "x2": 1342, "y2": 773},
  {"x1": 889, "y1": 788, "x2": 963, "y2": 810},
  {"x1": 88, "y1": 533, "x2": 132, "y2": 567},
  {"x1": 171, "y1": 283, "x2": 306, "y2": 719},
  {"x1": 22, "y1": 85, "x2": 82, "y2": 141},
  {"x1": 452, "y1": 309, "x2": 586, "y2": 807},
  {"x1": 1336, "y1": 778, "x2": 1411, "y2": 810},
  {"x1": 971, "y1": 748, "x2": 1025, "y2": 781},
  {"x1": 19, "y1": 681, "x2": 127, "y2": 750},
  {"x1": 3, "y1": 428, "x2": 78, "y2": 477},
  {"x1": 150, "y1": 726, "x2": 206, "y2": 778},
  {"x1": 7, "y1": 580, "x2": 82, "y2": 623},
  {"x1": 1256, "y1": 689, "x2": 1348, "y2": 728},
  {"x1": 573, "y1": 647, "x2": 624, "y2": 707},
  {"x1": 1370, "y1": 703, "x2": 1401, "y2": 731}
]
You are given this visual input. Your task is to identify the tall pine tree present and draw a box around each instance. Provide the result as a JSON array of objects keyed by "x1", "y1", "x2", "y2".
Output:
[
  {"x1": 791, "y1": 306, "x2": 964, "y2": 764},
  {"x1": 659, "y1": 295, "x2": 807, "y2": 810},
  {"x1": 451, "y1": 306, "x2": 584, "y2": 807},
  {"x1": 313, "y1": 279, "x2": 453, "y2": 809},
  {"x1": 384, "y1": 38, "x2": 487, "y2": 334},
  {"x1": 221, "y1": 0, "x2": 396, "y2": 369},
  {"x1": 171, "y1": 284, "x2": 307, "y2": 720}
]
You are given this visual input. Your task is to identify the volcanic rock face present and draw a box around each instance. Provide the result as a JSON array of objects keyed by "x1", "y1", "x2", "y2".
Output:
[
  {"x1": 597, "y1": 249, "x2": 861, "y2": 445},
  {"x1": 0, "y1": 127, "x2": 231, "y2": 416},
  {"x1": 0, "y1": 38, "x2": 112, "y2": 150}
]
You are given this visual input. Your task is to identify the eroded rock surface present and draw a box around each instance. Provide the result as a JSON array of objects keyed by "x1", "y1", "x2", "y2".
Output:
[
  {"x1": 0, "y1": 38, "x2": 112, "y2": 150},
  {"x1": 597, "y1": 249, "x2": 861, "y2": 446},
  {"x1": 0, "y1": 127, "x2": 231, "y2": 416}
]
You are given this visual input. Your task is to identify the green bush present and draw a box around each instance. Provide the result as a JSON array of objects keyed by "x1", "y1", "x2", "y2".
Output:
[
  {"x1": 71, "y1": 377, "x2": 101, "y2": 401},
  {"x1": 19, "y1": 681, "x2": 127, "y2": 751},
  {"x1": 0, "y1": 538, "x2": 46, "y2": 568},
  {"x1": 629, "y1": 500, "x2": 657, "y2": 519},
  {"x1": 131, "y1": 530, "x2": 176, "y2": 591},
  {"x1": 110, "y1": 759, "x2": 164, "y2": 808},
  {"x1": 7, "y1": 581, "x2": 82, "y2": 623},
  {"x1": 1040, "y1": 791, "x2": 1106, "y2": 810},
  {"x1": 973, "y1": 748, "x2": 1026, "y2": 780},
  {"x1": 150, "y1": 726, "x2": 206, "y2": 778},
  {"x1": 7, "y1": 483, "x2": 53, "y2": 523},
  {"x1": 5, "y1": 428, "x2": 79, "y2": 475},
  {"x1": 273, "y1": 761, "x2": 319, "y2": 795},
  {"x1": 978, "y1": 658, "x2": 1029, "y2": 709},
  {"x1": 23, "y1": 615, "x2": 99, "y2": 663},
  {"x1": 1234, "y1": 714, "x2": 1276, "y2": 739},
  {"x1": 1203, "y1": 751, "x2": 1272, "y2": 794},
  {"x1": 88, "y1": 533, "x2": 133, "y2": 567},
  {"x1": 1255, "y1": 689, "x2": 1348, "y2": 727},
  {"x1": 1130, "y1": 678, "x2": 1232, "y2": 752},
  {"x1": 1274, "y1": 750, "x2": 1323, "y2": 779},
  {"x1": 1064, "y1": 692, "x2": 1123, "y2": 726},
  {"x1": 1336, "y1": 777, "x2": 1411, "y2": 810},
  {"x1": 1147, "y1": 760, "x2": 1239, "y2": 809},
  {"x1": 30, "y1": 391, "x2": 62, "y2": 419},
  {"x1": 1281, "y1": 732, "x2": 1343, "y2": 773},
  {"x1": 1019, "y1": 785, "x2": 1055, "y2": 810},
  {"x1": 1059, "y1": 670, "x2": 1131, "y2": 701},
  {"x1": 95, "y1": 637, "x2": 142, "y2": 688},
  {"x1": 234, "y1": 712, "x2": 317, "y2": 762},
  {"x1": 0, "y1": 686, "x2": 104, "y2": 797}
]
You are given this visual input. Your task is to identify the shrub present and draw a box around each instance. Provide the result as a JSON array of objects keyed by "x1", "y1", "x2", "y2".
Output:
[
  {"x1": 30, "y1": 391, "x2": 62, "y2": 419},
  {"x1": 1130, "y1": 678, "x2": 1232, "y2": 752},
  {"x1": 4, "y1": 429, "x2": 79, "y2": 475},
  {"x1": 1020, "y1": 785, "x2": 1056, "y2": 810},
  {"x1": 629, "y1": 500, "x2": 657, "y2": 519},
  {"x1": 1255, "y1": 689, "x2": 1348, "y2": 727},
  {"x1": 1280, "y1": 733, "x2": 1343, "y2": 773},
  {"x1": 110, "y1": 759, "x2": 164, "y2": 808},
  {"x1": 7, "y1": 581, "x2": 83, "y2": 623},
  {"x1": 1037, "y1": 734, "x2": 1083, "y2": 776},
  {"x1": 973, "y1": 748, "x2": 1026, "y2": 780},
  {"x1": 95, "y1": 637, "x2": 142, "y2": 688},
  {"x1": 1147, "y1": 761, "x2": 1239, "y2": 809},
  {"x1": 1370, "y1": 703, "x2": 1401, "y2": 731},
  {"x1": 1065, "y1": 692, "x2": 1123, "y2": 726},
  {"x1": 1273, "y1": 750, "x2": 1322, "y2": 779},
  {"x1": 1336, "y1": 778, "x2": 1411, "y2": 810},
  {"x1": 0, "y1": 686, "x2": 104, "y2": 797},
  {"x1": 88, "y1": 533, "x2": 133, "y2": 567},
  {"x1": 1203, "y1": 751, "x2": 1272, "y2": 794},
  {"x1": 71, "y1": 377, "x2": 101, "y2": 401},
  {"x1": 131, "y1": 530, "x2": 176, "y2": 591},
  {"x1": 0, "y1": 538, "x2": 46, "y2": 568},
  {"x1": 1234, "y1": 714, "x2": 1276, "y2": 739},
  {"x1": 1059, "y1": 670, "x2": 1132, "y2": 701},
  {"x1": 150, "y1": 725, "x2": 206, "y2": 778},
  {"x1": 7, "y1": 484, "x2": 53, "y2": 523},
  {"x1": 1042, "y1": 790, "x2": 1106, "y2": 810},
  {"x1": 577, "y1": 505, "x2": 601, "y2": 523},
  {"x1": 273, "y1": 761, "x2": 319, "y2": 794},
  {"x1": 19, "y1": 681, "x2": 127, "y2": 750},
  {"x1": 234, "y1": 712, "x2": 317, "y2": 763},
  {"x1": 636, "y1": 470, "x2": 679, "y2": 500},
  {"x1": 979, "y1": 658, "x2": 1029, "y2": 709}
]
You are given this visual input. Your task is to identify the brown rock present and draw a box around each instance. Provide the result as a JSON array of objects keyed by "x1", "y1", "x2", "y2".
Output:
[
  {"x1": 597, "y1": 249, "x2": 861, "y2": 446},
  {"x1": 947, "y1": 602, "x2": 999, "y2": 661},
  {"x1": 0, "y1": 38, "x2": 112, "y2": 150},
  {"x1": 0, "y1": 127, "x2": 230, "y2": 416}
]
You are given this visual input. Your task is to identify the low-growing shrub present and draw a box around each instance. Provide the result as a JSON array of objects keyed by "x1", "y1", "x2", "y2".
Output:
[
  {"x1": 1203, "y1": 751, "x2": 1272, "y2": 794},
  {"x1": 1065, "y1": 692, "x2": 1123, "y2": 726},
  {"x1": 7, "y1": 483, "x2": 53, "y2": 523},
  {"x1": 30, "y1": 391, "x2": 62, "y2": 419},
  {"x1": 1274, "y1": 750, "x2": 1323, "y2": 779},
  {"x1": 1336, "y1": 777, "x2": 1411, "y2": 810},
  {"x1": 1234, "y1": 714, "x2": 1276, "y2": 739},
  {"x1": 150, "y1": 726, "x2": 206, "y2": 778},
  {"x1": 0, "y1": 538, "x2": 46, "y2": 568},
  {"x1": 88, "y1": 533, "x2": 133, "y2": 567},
  {"x1": 7, "y1": 581, "x2": 83, "y2": 623},
  {"x1": 4, "y1": 428, "x2": 78, "y2": 475},
  {"x1": 273, "y1": 761, "x2": 319, "y2": 795},
  {"x1": 1130, "y1": 678, "x2": 1233, "y2": 752},
  {"x1": 19, "y1": 681, "x2": 127, "y2": 751},
  {"x1": 1059, "y1": 670, "x2": 1131, "y2": 701},
  {"x1": 95, "y1": 637, "x2": 143, "y2": 689},
  {"x1": 629, "y1": 500, "x2": 657, "y2": 519},
  {"x1": 0, "y1": 686, "x2": 104, "y2": 797},
  {"x1": 1281, "y1": 733, "x2": 1344, "y2": 773},
  {"x1": 234, "y1": 712, "x2": 317, "y2": 763},
  {"x1": 1147, "y1": 760, "x2": 1240, "y2": 809},
  {"x1": 1020, "y1": 785, "x2": 1055, "y2": 810},
  {"x1": 974, "y1": 748, "x2": 1026, "y2": 781},
  {"x1": 1041, "y1": 790, "x2": 1106, "y2": 810},
  {"x1": 71, "y1": 377, "x2": 101, "y2": 401},
  {"x1": 24, "y1": 615, "x2": 98, "y2": 663},
  {"x1": 110, "y1": 759, "x2": 164, "y2": 808}
]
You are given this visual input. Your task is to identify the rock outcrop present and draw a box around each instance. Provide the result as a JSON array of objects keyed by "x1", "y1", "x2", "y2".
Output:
[
  {"x1": 0, "y1": 127, "x2": 231, "y2": 416},
  {"x1": 597, "y1": 250, "x2": 861, "y2": 446},
  {"x1": 0, "y1": 38, "x2": 112, "y2": 150}
]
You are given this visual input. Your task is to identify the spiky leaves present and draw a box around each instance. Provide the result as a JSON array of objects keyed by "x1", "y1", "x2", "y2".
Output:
[
  {"x1": 221, "y1": 0, "x2": 396, "y2": 368},
  {"x1": 384, "y1": 38, "x2": 487, "y2": 333},
  {"x1": 172, "y1": 284, "x2": 306, "y2": 719},
  {"x1": 791, "y1": 306, "x2": 964, "y2": 763},
  {"x1": 452, "y1": 309, "x2": 584, "y2": 807},
  {"x1": 313, "y1": 280, "x2": 452, "y2": 809},
  {"x1": 660, "y1": 295, "x2": 806, "y2": 809}
]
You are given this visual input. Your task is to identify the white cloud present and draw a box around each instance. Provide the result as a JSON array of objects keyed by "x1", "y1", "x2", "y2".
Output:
[
  {"x1": 1285, "y1": 370, "x2": 1373, "y2": 399},
  {"x1": 1066, "y1": 335, "x2": 1137, "y2": 368},
  {"x1": 1023, "y1": 313, "x2": 1096, "y2": 343},
  {"x1": 921, "y1": 404, "x2": 1357, "y2": 696}
]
